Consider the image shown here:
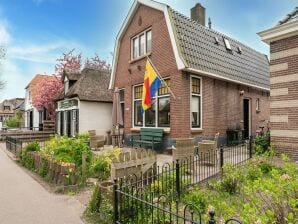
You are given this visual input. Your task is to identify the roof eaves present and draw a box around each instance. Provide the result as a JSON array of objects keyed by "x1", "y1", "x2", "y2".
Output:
[{"x1": 184, "y1": 67, "x2": 270, "y2": 91}]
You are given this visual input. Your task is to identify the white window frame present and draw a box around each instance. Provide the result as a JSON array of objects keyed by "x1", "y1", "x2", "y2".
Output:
[
  {"x1": 131, "y1": 28, "x2": 152, "y2": 60},
  {"x1": 190, "y1": 76, "x2": 203, "y2": 130},
  {"x1": 132, "y1": 78, "x2": 170, "y2": 128},
  {"x1": 256, "y1": 98, "x2": 260, "y2": 111}
]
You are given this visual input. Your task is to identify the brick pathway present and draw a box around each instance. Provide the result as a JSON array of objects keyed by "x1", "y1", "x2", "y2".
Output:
[{"x1": 0, "y1": 143, "x2": 85, "y2": 224}]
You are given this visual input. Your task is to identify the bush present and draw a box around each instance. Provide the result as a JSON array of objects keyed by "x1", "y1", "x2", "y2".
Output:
[
  {"x1": 20, "y1": 142, "x2": 40, "y2": 169},
  {"x1": 89, "y1": 148, "x2": 120, "y2": 180},
  {"x1": 220, "y1": 163, "x2": 243, "y2": 195},
  {"x1": 42, "y1": 136, "x2": 92, "y2": 169},
  {"x1": 85, "y1": 184, "x2": 113, "y2": 224},
  {"x1": 183, "y1": 189, "x2": 207, "y2": 213},
  {"x1": 255, "y1": 133, "x2": 270, "y2": 155},
  {"x1": 87, "y1": 184, "x2": 102, "y2": 214}
]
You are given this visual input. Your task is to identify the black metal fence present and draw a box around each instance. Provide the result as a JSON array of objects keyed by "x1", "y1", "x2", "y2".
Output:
[
  {"x1": 113, "y1": 138, "x2": 255, "y2": 223},
  {"x1": 6, "y1": 136, "x2": 48, "y2": 155}
]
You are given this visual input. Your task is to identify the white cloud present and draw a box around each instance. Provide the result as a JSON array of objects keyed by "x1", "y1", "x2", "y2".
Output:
[{"x1": 0, "y1": 21, "x2": 10, "y2": 45}]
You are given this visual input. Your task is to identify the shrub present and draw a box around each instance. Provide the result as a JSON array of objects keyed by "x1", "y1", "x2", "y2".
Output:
[
  {"x1": 183, "y1": 188, "x2": 207, "y2": 213},
  {"x1": 255, "y1": 133, "x2": 270, "y2": 155},
  {"x1": 20, "y1": 141, "x2": 40, "y2": 169},
  {"x1": 87, "y1": 184, "x2": 102, "y2": 214},
  {"x1": 220, "y1": 163, "x2": 243, "y2": 195},
  {"x1": 89, "y1": 148, "x2": 120, "y2": 180},
  {"x1": 42, "y1": 135, "x2": 92, "y2": 169}
]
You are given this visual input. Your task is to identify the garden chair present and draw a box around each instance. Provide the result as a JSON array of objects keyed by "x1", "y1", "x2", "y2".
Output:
[{"x1": 197, "y1": 133, "x2": 219, "y2": 166}]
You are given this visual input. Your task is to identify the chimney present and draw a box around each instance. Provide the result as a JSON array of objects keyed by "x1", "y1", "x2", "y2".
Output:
[{"x1": 191, "y1": 3, "x2": 206, "y2": 26}]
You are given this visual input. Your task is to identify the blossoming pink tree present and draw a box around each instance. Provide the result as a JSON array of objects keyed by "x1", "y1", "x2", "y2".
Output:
[{"x1": 32, "y1": 76, "x2": 63, "y2": 120}]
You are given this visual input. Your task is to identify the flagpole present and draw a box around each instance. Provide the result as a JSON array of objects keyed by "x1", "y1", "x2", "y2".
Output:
[{"x1": 146, "y1": 56, "x2": 176, "y2": 99}]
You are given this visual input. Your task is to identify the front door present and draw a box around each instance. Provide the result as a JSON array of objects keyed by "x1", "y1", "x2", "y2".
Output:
[
  {"x1": 29, "y1": 111, "x2": 33, "y2": 130},
  {"x1": 243, "y1": 99, "x2": 250, "y2": 139}
]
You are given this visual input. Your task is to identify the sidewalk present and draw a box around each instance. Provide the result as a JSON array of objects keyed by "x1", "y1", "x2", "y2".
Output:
[{"x1": 0, "y1": 143, "x2": 85, "y2": 224}]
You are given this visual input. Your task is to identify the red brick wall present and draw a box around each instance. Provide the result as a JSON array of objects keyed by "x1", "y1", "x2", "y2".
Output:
[
  {"x1": 196, "y1": 77, "x2": 270, "y2": 138},
  {"x1": 114, "y1": 4, "x2": 270, "y2": 144},
  {"x1": 269, "y1": 35, "x2": 298, "y2": 160}
]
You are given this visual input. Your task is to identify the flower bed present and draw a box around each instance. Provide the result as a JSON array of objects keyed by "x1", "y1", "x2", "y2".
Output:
[
  {"x1": 20, "y1": 135, "x2": 92, "y2": 186},
  {"x1": 183, "y1": 154, "x2": 298, "y2": 224}
]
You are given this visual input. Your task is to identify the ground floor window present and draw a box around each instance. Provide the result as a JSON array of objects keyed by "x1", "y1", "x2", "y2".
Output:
[
  {"x1": 133, "y1": 79, "x2": 170, "y2": 128},
  {"x1": 191, "y1": 76, "x2": 202, "y2": 128},
  {"x1": 119, "y1": 89, "x2": 125, "y2": 127},
  {"x1": 56, "y1": 109, "x2": 79, "y2": 137}
]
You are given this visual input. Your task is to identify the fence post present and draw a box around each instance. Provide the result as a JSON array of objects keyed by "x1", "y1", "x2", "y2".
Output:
[
  {"x1": 208, "y1": 211, "x2": 216, "y2": 224},
  {"x1": 175, "y1": 159, "x2": 180, "y2": 200},
  {"x1": 113, "y1": 178, "x2": 119, "y2": 224},
  {"x1": 249, "y1": 136, "x2": 253, "y2": 159},
  {"x1": 220, "y1": 145, "x2": 224, "y2": 170},
  {"x1": 82, "y1": 152, "x2": 87, "y2": 186}
]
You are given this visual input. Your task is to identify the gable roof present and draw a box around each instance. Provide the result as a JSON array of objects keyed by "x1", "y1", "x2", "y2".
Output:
[
  {"x1": 110, "y1": 0, "x2": 270, "y2": 90},
  {"x1": 278, "y1": 7, "x2": 298, "y2": 25},
  {"x1": 56, "y1": 68, "x2": 113, "y2": 103}
]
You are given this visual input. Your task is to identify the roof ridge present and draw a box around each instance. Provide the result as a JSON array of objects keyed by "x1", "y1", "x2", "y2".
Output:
[
  {"x1": 168, "y1": 7, "x2": 267, "y2": 58},
  {"x1": 277, "y1": 6, "x2": 298, "y2": 25}
]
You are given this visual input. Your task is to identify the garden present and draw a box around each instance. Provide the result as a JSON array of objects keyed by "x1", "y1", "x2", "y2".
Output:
[{"x1": 20, "y1": 133, "x2": 120, "y2": 187}]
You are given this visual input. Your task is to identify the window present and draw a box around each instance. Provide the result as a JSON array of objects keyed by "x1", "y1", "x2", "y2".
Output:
[
  {"x1": 223, "y1": 38, "x2": 232, "y2": 50},
  {"x1": 119, "y1": 89, "x2": 125, "y2": 126},
  {"x1": 146, "y1": 30, "x2": 152, "y2": 52},
  {"x1": 133, "y1": 86, "x2": 143, "y2": 127},
  {"x1": 133, "y1": 79, "x2": 170, "y2": 128},
  {"x1": 256, "y1": 98, "x2": 260, "y2": 111},
  {"x1": 131, "y1": 29, "x2": 152, "y2": 60},
  {"x1": 4, "y1": 106, "x2": 10, "y2": 110},
  {"x1": 191, "y1": 77, "x2": 202, "y2": 128}
]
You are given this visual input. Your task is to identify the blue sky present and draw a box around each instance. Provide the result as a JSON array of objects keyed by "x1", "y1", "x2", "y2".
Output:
[{"x1": 0, "y1": 0, "x2": 296, "y2": 100}]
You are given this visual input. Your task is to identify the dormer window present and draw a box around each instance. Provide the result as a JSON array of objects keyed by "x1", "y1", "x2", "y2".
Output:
[
  {"x1": 131, "y1": 29, "x2": 152, "y2": 60},
  {"x1": 64, "y1": 76, "x2": 69, "y2": 94}
]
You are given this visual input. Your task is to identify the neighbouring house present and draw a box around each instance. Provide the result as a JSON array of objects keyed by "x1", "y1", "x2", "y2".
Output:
[
  {"x1": 258, "y1": 7, "x2": 298, "y2": 160},
  {"x1": 0, "y1": 98, "x2": 25, "y2": 126},
  {"x1": 109, "y1": 0, "x2": 270, "y2": 149},
  {"x1": 55, "y1": 68, "x2": 113, "y2": 137},
  {"x1": 24, "y1": 75, "x2": 56, "y2": 130}
]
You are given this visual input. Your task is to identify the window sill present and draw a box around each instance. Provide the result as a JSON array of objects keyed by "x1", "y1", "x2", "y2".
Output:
[
  {"x1": 191, "y1": 128, "x2": 203, "y2": 134},
  {"x1": 130, "y1": 127, "x2": 170, "y2": 134},
  {"x1": 129, "y1": 52, "x2": 151, "y2": 64}
]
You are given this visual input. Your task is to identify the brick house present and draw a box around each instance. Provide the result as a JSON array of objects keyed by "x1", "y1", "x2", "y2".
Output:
[
  {"x1": 258, "y1": 7, "x2": 298, "y2": 160},
  {"x1": 110, "y1": 0, "x2": 270, "y2": 149}
]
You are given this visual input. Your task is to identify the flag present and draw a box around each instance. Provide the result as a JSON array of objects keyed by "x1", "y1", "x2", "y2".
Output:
[{"x1": 142, "y1": 60, "x2": 161, "y2": 111}]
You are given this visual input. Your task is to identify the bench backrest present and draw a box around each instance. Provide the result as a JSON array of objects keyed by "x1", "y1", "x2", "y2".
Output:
[{"x1": 140, "y1": 128, "x2": 163, "y2": 142}]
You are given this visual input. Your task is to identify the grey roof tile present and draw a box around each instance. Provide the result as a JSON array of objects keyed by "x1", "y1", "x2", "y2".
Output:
[{"x1": 168, "y1": 8, "x2": 270, "y2": 89}]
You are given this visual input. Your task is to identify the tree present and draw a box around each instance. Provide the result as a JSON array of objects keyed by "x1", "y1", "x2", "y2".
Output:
[
  {"x1": 55, "y1": 49, "x2": 82, "y2": 76},
  {"x1": 32, "y1": 76, "x2": 63, "y2": 120},
  {"x1": 85, "y1": 54, "x2": 111, "y2": 70}
]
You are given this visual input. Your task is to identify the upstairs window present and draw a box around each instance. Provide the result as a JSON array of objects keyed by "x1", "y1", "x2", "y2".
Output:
[
  {"x1": 131, "y1": 29, "x2": 152, "y2": 60},
  {"x1": 4, "y1": 106, "x2": 10, "y2": 110},
  {"x1": 64, "y1": 76, "x2": 69, "y2": 94},
  {"x1": 223, "y1": 38, "x2": 232, "y2": 51}
]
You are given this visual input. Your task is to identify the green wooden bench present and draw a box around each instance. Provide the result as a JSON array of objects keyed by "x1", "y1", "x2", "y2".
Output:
[{"x1": 131, "y1": 128, "x2": 164, "y2": 150}]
